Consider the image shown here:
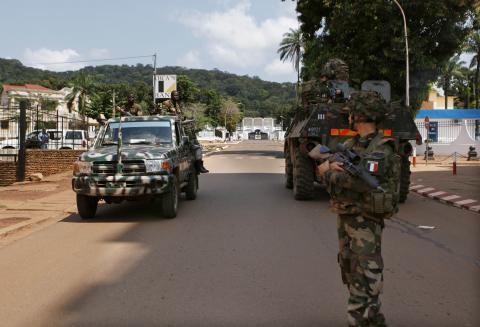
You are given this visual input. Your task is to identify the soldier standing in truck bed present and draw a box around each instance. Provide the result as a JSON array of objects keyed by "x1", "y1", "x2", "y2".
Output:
[{"x1": 118, "y1": 93, "x2": 143, "y2": 116}]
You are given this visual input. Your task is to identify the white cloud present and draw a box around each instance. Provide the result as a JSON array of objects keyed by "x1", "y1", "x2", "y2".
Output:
[
  {"x1": 23, "y1": 48, "x2": 82, "y2": 71},
  {"x1": 264, "y1": 58, "x2": 296, "y2": 79},
  {"x1": 179, "y1": 0, "x2": 297, "y2": 70},
  {"x1": 176, "y1": 50, "x2": 202, "y2": 68},
  {"x1": 22, "y1": 47, "x2": 113, "y2": 71}
]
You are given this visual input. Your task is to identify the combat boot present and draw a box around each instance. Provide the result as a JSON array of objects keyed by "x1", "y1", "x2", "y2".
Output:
[{"x1": 196, "y1": 160, "x2": 209, "y2": 174}]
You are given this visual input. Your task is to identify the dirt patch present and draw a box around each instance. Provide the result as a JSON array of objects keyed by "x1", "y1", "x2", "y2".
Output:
[
  {"x1": 0, "y1": 177, "x2": 71, "y2": 201},
  {"x1": 0, "y1": 217, "x2": 30, "y2": 228}
]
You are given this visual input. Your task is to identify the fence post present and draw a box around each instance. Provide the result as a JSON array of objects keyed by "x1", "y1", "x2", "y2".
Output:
[
  {"x1": 412, "y1": 146, "x2": 416, "y2": 167},
  {"x1": 16, "y1": 100, "x2": 27, "y2": 182},
  {"x1": 452, "y1": 152, "x2": 457, "y2": 175}
]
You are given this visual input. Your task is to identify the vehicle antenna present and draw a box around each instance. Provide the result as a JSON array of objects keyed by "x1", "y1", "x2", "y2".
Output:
[{"x1": 116, "y1": 111, "x2": 123, "y2": 174}]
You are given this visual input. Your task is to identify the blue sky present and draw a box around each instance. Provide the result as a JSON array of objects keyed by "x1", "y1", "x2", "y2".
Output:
[{"x1": 0, "y1": 0, "x2": 299, "y2": 82}]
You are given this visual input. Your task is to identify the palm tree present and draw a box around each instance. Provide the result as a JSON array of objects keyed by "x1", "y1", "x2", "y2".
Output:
[
  {"x1": 440, "y1": 55, "x2": 465, "y2": 109},
  {"x1": 66, "y1": 72, "x2": 96, "y2": 118},
  {"x1": 465, "y1": 31, "x2": 480, "y2": 108},
  {"x1": 278, "y1": 28, "x2": 303, "y2": 99}
]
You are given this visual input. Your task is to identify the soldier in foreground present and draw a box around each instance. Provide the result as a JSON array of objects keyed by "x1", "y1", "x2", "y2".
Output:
[{"x1": 317, "y1": 91, "x2": 400, "y2": 326}]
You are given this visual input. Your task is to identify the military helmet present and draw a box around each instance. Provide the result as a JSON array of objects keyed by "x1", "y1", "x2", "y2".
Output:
[
  {"x1": 320, "y1": 58, "x2": 349, "y2": 81},
  {"x1": 345, "y1": 91, "x2": 387, "y2": 122}
]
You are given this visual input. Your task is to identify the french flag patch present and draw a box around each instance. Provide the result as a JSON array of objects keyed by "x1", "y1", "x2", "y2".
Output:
[{"x1": 367, "y1": 161, "x2": 379, "y2": 173}]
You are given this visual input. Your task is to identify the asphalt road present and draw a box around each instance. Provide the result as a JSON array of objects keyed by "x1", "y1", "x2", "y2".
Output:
[{"x1": 0, "y1": 140, "x2": 478, "y2": 327}]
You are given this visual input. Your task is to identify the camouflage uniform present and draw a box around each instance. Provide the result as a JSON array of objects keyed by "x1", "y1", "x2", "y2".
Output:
[
  {"x1": 323, "y1": 92, "x2": 400, "y2": 327},
  {"x1": 302, "y1": 58, "x2": 349, "y2": 106},
  {"x1": 124, "y1": 103, "x2": 143, "y2": 116}
]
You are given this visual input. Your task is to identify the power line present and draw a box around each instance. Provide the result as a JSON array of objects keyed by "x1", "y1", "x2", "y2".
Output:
[{"x1": 26, "y1": 54, "x2": 155, "y2": 66}]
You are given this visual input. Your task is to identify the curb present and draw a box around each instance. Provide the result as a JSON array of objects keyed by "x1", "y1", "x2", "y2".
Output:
[
  {"x1": 203, "y1": 145, "x2": 230, "y2": 157},
  {"x1": 409, "y1": 183, "x2": 480, "y2": 214}
]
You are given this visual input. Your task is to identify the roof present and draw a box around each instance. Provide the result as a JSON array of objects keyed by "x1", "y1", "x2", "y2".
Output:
[
  {"x1": 2, "y1": 84, "x2": 53, "y2": 92},
  {"x1": 108, "y1": 115, "x2": 178, "y2": 123},
  {"x1": 415, "y1": 109, "x2": 480, "y2": 119}
]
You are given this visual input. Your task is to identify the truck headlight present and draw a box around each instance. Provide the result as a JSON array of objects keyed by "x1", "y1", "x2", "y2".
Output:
[
  {"x1": 145, "y1": 159, "x2": 171, "y2": 173},
  {"x1": 73, "y1": 161, "x2": 92, "y2": 174}
]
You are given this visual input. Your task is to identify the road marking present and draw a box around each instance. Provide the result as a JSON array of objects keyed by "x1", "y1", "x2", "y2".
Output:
[
  {"x1": 409, "y1": 185, "x2": 424, "y2": 190},
  {"x1": 427, "y1": 191, "x2": 446, "y2": 198},
  {"x1": 468, "y1": 205, "x2": 480, "y2": 212},
  {"x1": 454, "y1": 199, "x2": 477, "y2": 206},
  {"x1": 440, "y1": 195, "x2": 461, "y2": 201},
  {"x1": 417, "y1": 187, "x2": 435, "y2": 194}
]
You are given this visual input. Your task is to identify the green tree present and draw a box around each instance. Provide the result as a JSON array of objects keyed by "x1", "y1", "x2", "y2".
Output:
[
  {"x1": 297, "y1": 0, "x2": 478, "y2": 110},
  {"x1": 177, "y1": 75, "x2": 200, "y2": 104},
  {"x1": 452, "y1": 66, "x2": 475, "y2": 108},
  {"x1": 89, "y1": 85, "x2": 113, "y2": 119},
  {"x1": 219, "y1": 99, "x2": 241, "y2": 133},
  {"x1": 66, "y1": 72, "x2": 96, "y2": 118},
  {"x1": 203, "y1": 89, "x2": 222, "y2": 126},
  {"x1": 278, "y1": 27, "x2": 303, "y2": 98},
  {"x1": 466, "y1": 30, "x2": 480, "y2": 108},
  {"x1": 437, "y1": 55, "x2": 465, "y2": 109}
]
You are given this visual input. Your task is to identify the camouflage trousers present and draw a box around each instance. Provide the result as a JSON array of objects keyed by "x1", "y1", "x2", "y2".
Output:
[{"x1": 337, "y1": 214, "x2": 386, "y2": 327}]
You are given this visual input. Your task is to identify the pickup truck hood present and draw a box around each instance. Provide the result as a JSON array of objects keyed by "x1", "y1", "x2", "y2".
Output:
[{"x1": 79, "y1": 145, "x2": 174, "y2": 162}]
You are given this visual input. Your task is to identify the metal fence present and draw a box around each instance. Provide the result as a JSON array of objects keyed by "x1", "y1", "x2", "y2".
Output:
[
  {"x1": 0, "y1": 104, "x2": 90, "y2": 160},
  {"x1": 415, "y1": 119, "x2": 480, "y2": 144}
]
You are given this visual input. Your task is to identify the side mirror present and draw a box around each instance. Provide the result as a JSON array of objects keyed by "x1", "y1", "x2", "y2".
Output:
[{"x1": 182, "y1": 136, "x2": 189, "y2": 145}]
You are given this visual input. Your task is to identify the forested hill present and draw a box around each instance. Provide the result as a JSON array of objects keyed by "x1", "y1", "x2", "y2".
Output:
[{"x1": 0, "y1": 58, "x2": 296, "y2": 117}]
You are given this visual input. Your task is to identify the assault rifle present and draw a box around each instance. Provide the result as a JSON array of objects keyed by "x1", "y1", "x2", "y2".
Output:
[{"x1": 319, "y1": 143, "x2": 386, "y2": 192}]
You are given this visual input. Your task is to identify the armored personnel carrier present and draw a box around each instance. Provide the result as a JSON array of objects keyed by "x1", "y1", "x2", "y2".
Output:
[{"x1": 284, "y1": 80, "x2": 420, "y2": 202}]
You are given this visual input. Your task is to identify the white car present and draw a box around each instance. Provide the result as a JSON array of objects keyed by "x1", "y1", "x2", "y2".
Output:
[{"x1": 0, "y1": 129, "x2": 89, "y2": 150}]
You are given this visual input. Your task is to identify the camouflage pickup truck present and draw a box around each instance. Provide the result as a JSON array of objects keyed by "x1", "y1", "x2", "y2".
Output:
[{"x1": 72, "y1": 115, "x2": 198, "y2": 219}]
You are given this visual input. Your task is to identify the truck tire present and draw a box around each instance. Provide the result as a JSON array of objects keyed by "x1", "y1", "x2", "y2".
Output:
[
  {"x1": 76, "y1": 194, "x2": 98, "y2": 219},
  {"x1": 399, "y1": 156, "x2": 411, "y2": 203},
  {"x1": 293, "y1": 148, "x2": 315, "y2": 200},
  {"x1": 185, "y1": 170, "x2": 198, "y2": 200},
  {"x1": 285, "y1": 146, "x2": 293, "y2": 189},
  {"x1": 162, "y1": 176, "x2": 179, "y2": 218}
]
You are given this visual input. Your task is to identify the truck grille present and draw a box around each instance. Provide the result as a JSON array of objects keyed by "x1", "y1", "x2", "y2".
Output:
[{"x1": 92, "y1": 160, "x2": 146, "y2": 175}]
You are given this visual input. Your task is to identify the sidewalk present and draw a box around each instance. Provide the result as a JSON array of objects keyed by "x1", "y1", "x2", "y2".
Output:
[
  {"x1": 409, "y1": 156, "x2": 480, "y2": 213},
  {"x1": 0, "y1": 171, "x2": 77, "y2": 246}
]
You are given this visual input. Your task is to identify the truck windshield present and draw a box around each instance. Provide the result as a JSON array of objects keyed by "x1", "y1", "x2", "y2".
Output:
[{"x1": 102, "y1": 121, "x2": 172, "y2": 146}]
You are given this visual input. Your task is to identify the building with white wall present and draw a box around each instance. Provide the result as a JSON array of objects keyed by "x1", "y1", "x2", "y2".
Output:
[{"x1": 237, "y1": 117, "x2": 282, "y2": 140}]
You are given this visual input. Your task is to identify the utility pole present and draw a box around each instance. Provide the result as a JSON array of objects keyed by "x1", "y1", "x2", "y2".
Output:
[
  {"x1": 392, "y1": 0, "x2": 410, "y2": 106},
  {"x1": 153, "y1": 53, "x2": 157, "y2": 107},
  {"x1": 112, "y1": 91, "x2": 116, "y2": 117}
]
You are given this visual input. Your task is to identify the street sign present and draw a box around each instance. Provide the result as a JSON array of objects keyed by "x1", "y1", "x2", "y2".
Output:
[
  {"x1": 427, "y1": 121, "x2": 438, "y2": 143},
  {"x1": 154, "y1": 75, "x2": 177, "y2": 99}
]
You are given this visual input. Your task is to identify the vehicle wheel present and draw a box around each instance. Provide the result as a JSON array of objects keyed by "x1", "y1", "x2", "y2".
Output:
[
  {"x1": 293, "y1": 147, "x2": 315, "y2": 200},
  {"x1": 185, "y1": 170, "x2": 198, "y2": 200},
  {"x1": 76, "y1": 194, "x2": 98, "y2": 219},
  {"x1": 285, "y1": 146, "x2": 293, "y2": 189},
  {"x1": 399, "y1": 156, "x2": 411, "y2": 203},
  {"x1": 162, "y1": 176, "x2": 179, "y2": 218}
]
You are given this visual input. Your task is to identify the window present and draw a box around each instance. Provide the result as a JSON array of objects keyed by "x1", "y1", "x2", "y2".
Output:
[
  {"x1": 0, "y1": 120, "x2": 8, "y2": 129},
  {"x1": 65, "y1": 131, "x2": 83, "y2": 140},
  {"x1": 49, "y1": 131, "x2": 62, "y2": 140},
  {"x1": 103, "y1": 121, "x2": 172, "y2": 145}
]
